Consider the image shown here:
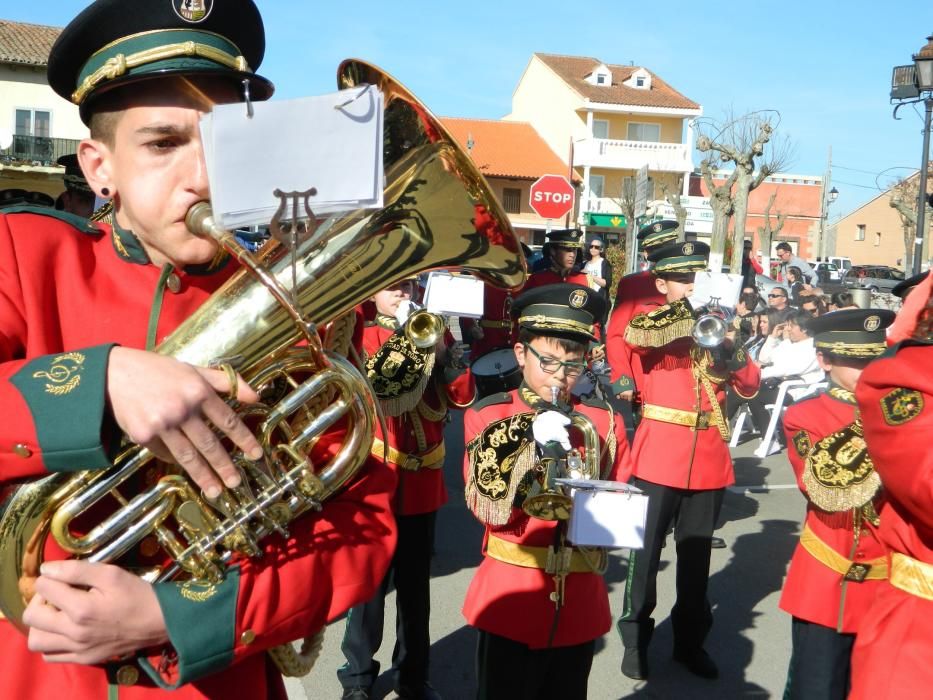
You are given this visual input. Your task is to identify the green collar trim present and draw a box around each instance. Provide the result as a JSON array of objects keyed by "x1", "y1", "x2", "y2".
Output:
[
  {"x1": 1, "y1": 205, "x2": 102, "y2": 235},
  {"x1": 111, "y1": 221, "x2": 150, "y2": 265},
  {"x1": 110, "y1": 220, "x2": 230, "y2": 274},
  {"x1": 826, "y1": 382, "x2": 857, "y2": 405},
  {"x1": 375, "y1": 314, "x2": 399, "y2": 331}
]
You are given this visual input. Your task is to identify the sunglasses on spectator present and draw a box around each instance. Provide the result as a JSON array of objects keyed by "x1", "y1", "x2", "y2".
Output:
[
  {"x1": 803, "y1": 306, "x2": 818, "y2": 314},
  {"x1": 768, "y1": 293, "x2": 786, "y2": 298},
  {"x1": 589, "y1": 244, "x2": 602, "y2": 249}
]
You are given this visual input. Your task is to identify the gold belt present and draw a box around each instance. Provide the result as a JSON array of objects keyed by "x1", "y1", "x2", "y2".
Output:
[
  {"x1": 799, "y1": 523, "x2": 888, "y2": 582},
  {"x1": 642, "y1": 403, "x2": 712, "y2": 430},
  {"x1": 485, "y1": 534, "x2": 605, "y2": 573},
  {"x1": 479, "y1": 319, "x2": 512, "y2": 329},
  {"x1": 890, "y1": 552, "x2": 933, "y2": 601},
  {"x1": 371, "y1": 437, "x2": 445, "y2": 471}
]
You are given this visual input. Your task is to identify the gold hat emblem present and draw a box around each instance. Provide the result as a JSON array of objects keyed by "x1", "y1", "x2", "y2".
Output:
[
  {"x1": 653, "y1": 223, "x2": 662, "y2": 232},
  {"x1": 864, "y1": 315, "x2": 881, "y2": 332},
  {"x1": 683, "y1": 242, "x2": 695, "y2": 256},
  {"x1": 173, "y1": 0, "x2": 214, "y2": 23},
  {"x1": 569, "y1": 289, "x2": 588, "y2": 308}
]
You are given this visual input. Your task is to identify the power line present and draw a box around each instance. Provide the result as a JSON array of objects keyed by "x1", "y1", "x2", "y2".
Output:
[{"x1": 831, "y1": 179, "x2": 883, "y2": 191}]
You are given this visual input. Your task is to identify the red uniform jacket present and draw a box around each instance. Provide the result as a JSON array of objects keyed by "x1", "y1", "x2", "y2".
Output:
[
  {"x1": 461, "y1": 388, "x2": 631, "y2": 648},
  {"x1": 459, "y1": 284, "x2": 517, "y2": 359},
  {"x1": 607, "y1": 271, "x2": 664, "y2": 396},
  {"x1": 362, "y1": 316, "x2": 474, "y2": 516},
  {"x1": 628, "y1": 303, "x2": 760, "y2": 490},
  {"x1": 522, "y1": 267, "x2": 590, "y2": 291},
  {"x1": 779, "y1": 387, "x2": 886, "y2": 632},
  {"x1": 850, "y1": 343, "x2": 933, "y2": 700},
  {"x1": 0, "y1": 210, "x2": 396, "y2": 699}
]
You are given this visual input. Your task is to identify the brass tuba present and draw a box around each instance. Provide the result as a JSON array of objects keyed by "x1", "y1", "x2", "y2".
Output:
[{"x1": 0, "y1": 60, "x2": 527, "y2": 630}]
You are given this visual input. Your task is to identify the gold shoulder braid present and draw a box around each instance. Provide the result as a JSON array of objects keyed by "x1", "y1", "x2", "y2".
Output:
[
  {"x1": 365, "y1": 332, "x2": 434, "y2": 416},
  {"x1": 690, "y1": 347, "x2": 731, "y2": 441},
  {"x1": 624, "y1": 299, "x2": 695, "y2": 348},
  {"x1": 803, "y1": 418, "x2": 881, "y2": 512},
  {"x1": 465, "y1": 412, "x2": 537, "y2": 526}
]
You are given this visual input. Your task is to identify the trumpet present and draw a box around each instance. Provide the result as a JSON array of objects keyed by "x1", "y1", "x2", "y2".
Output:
[
  {"x1": 691, "y1": 298, "x2": 735, "y2": 348},
  {"x1": 522, "y1": 388, "x2": 602, "y2": 521}
]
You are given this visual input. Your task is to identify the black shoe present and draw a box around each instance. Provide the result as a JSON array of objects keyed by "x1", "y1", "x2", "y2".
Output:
[
  {"x1": 672, "y1": 647, "x2": 719, "y2": 679},
  {"x1": 395, "y1": 681, "x2": 442, "y2": 700},
  {"x1": 711, "y1": 536, "x2": 727, "y2": 549},
  {"x1": 341, "y1": 688, "x2": 371, "y2": 700},
  {"x1": 621, "y1": 647, "x2": 649, "y2": 680}
]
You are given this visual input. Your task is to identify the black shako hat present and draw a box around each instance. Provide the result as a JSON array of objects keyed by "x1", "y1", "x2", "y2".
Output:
[
  {"x1": 511, "y1": 283, "x2": 605, "y2": 343},
  {"x1": 56, "y1": 154, "x2": 93, "y2": 194},
  {"x1": 47, "y1": 0, "x2": 274, "y2": 123},
  {"x1": 637, "y1": 219, "x2": 679, "y2": 250},
  {"x1": 648, "y1": 240, "x2": 710, "y2": 274},
  {"x1": 808, "y1": 308, "x2": 895, "y2": 359},
  {"x1": 545, "y1": 228, "x2": 584, "y2": 249}
]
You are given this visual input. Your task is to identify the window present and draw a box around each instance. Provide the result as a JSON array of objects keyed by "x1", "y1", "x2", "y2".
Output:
[
  {"x1": 627, "y1": 122, "x2": 660, "y2": 142},
  {"x1": 874, "y1": 231, "x2": 881, "y2": 247},
  {"x1": 855, "y1": 224, "x2": 866, "y2": 241},
  {"x1": 502, "y1": 187, "x2": 521, "y2": 214},
  {"x1": 592, "y1": 119, "x2": 609, "y2": 139},
  {"x1": 623, "y1": 176, "x2": 655, "y2": 201},
  {"x1": 588, "y1": 174, "x2": 605, "y2": 199},
  {"x1": 596, "y1": 74, "x2": 607, "y2": 85},
  {"x1": 15, "y1": 109, "x2": 50, "y2": 137},
  {"x1": 635, "y1": 76, "x2": 645, "y2": 87}
]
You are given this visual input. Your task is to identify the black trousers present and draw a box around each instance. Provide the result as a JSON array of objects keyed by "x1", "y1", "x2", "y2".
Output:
[
  {"x1": 783, "y1": 617, "x2": 855, "y2": 700},
  {"x1": 747, "y1": 382, "x2": 795, "y2": 440},
  {"x1": 338, "y1": 511, "x2": 436, "y2": 690},
  {"x1": 475, "y1": 630, "x2": 595, "y2": 700},
  {"x1": 617, "y1": 478, "x2": 724, "y2": 653}
]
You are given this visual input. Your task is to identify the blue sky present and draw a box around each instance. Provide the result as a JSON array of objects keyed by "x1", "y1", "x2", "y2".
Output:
[{"x1": 7, "y1": 1, "x2": 933, "y2": 219}]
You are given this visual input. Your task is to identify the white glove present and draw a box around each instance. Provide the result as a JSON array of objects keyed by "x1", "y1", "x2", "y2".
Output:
[
  {"x1": 532, "y1": 410, "x2": 572, "y2": 450},
  {"x1": 395, "y1": 299, "x2": 413, "y2": 326}
]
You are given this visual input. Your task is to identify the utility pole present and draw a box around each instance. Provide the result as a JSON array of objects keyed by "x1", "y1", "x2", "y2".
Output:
[{"x1": 817, "y1": 146, "x2": 833, "y2": 261}]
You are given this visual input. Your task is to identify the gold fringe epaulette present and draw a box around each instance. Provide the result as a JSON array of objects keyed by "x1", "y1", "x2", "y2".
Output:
[
  {"x1": 465, "y1": 412, "x2": 537, "y2": 526},
  {"x1": 803, "y1": 420, "x2": 881, "y2": 512},
  {"x1": 624, "y1": 299, "x2": 695, "y2": 348}
]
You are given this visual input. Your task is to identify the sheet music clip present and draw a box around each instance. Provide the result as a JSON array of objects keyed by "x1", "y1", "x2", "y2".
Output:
[
  {"x1": 241, "y1": 79, "x2": 254, "y2": 119},
  {"x1": 270, "y1": 188, "x2": 320, "y2": 310}
]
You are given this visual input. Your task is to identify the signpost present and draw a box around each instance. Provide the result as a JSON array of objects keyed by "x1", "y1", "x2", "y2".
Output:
[{"x1": 529, "y1": 174, "x2": 575, "y2": 222}]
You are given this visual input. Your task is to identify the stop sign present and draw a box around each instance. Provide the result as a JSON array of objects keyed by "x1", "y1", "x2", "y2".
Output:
[{"x1": 529, "y1": 174, "x2": 575, "y2": 219}]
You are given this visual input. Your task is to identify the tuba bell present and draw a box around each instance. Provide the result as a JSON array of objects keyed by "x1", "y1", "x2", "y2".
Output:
[{"x1": 0, "y1": 60, "x2": 527, "y2": 630}]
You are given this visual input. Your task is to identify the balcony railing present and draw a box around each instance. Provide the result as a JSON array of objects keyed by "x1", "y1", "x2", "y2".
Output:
[
  {"x1": 574, "y1": 137, "x2": 693, "y2": 172},
  {"x1": 0, "y1": 135, "x2": 82, "y2": 167}
]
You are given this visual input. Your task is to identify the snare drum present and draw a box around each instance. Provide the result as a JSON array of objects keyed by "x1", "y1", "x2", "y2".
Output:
[{"x1": 471, "y1": 347, "x2": 522, "y2": 399}]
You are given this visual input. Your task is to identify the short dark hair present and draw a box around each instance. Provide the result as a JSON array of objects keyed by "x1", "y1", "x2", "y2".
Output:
[
  {"x1": 787, "y1": 266, "x2": 802, "y2": 281},
  {"x1": 831, "y1": 291, "x2": 854, "y2": 308},
  {"x1": 788, "y1": 309, "x2": 812, "y2": 333},
  {"x1": 518, "y1": 328, "x2": 588, "y2": 355},
  {"x1": 739, "y1": 291, "x2": 760, "y2": 309},
  {"x1": 801, "y1": 296, "x2": 826, "y2": 313},
  {"x1": 776, "y1": 242, "x2": 792, "y2": 253}
]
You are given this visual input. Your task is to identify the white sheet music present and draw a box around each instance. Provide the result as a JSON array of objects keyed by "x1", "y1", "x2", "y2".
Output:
[
  {"x1": 422, "y1": 272, "x2": 485, "y2": 319},
  {"x1": 202, "y1": 86, "x2": 384, "y2": 229}
]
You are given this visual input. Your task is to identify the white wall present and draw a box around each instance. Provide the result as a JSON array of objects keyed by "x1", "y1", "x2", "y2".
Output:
[{"x1": 0, "y1": 63, "x2": 87, "y2": 142}]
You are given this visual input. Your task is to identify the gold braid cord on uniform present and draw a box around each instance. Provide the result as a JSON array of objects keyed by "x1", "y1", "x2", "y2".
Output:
[
  {"x1": 465, "y1": 412, "x2": 538, "y2": 526},
  {"x1": 624, "y1": 299, "x2": 695, "y2": 348},
  {"x1": 365, "y1": 331, "x2": 434, "y2": 416},
  {"x1": 691, "y1": 347, "x2": 731, "y2": 441},
  {"x1": 802, "y1": 419, "x2": 881, "y2": 512}
]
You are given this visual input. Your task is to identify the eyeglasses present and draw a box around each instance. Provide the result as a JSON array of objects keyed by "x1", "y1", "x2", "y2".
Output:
[
  {"x1": 523, "y1": 343, "x2": 586, "y2": 378},
  {"x1": 768, "y1": 293, "x2": 786, "y2": 298},
  {"x1": 589, "y1": 244, "x2": 602, "y2": 250},
  {"x1": 803, "y1": 307, "x2": 818, "y2": 315}
]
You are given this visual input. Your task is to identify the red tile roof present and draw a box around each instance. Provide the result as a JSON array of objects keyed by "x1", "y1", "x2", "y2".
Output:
[
  {"x1": 534, "y1": 53, "x2": 700, "y2": 111},
  {"x1": 441, "y1": 117, "x2": 580, "y2": 182},
  {"x1": 0, "y1": 20, "x2": 61, "y2": 67}
]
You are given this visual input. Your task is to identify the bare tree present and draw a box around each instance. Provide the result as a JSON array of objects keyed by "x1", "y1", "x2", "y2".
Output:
[
  {"x1": 695, "y1": 109, "x2": 794, "y2": 273},
  {"x1": 612, "y1": 178, "x2": 638, "y2": 274},
  {"x1": 889, "y1": 163, "x2": 933, "y2": 273},
  {"x1": 657, "y1": 175, "x2": 688, "y2": 234},
  {"x1": 756, "y1": 192, "x2": 787, "y2": 277}
]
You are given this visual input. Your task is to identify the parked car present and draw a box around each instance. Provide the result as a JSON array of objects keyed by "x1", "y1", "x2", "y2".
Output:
[
  {"x1": 811, "y1": 261, "x2": 842, "y2": 283},
  {"x1": 841, "y1": 265, "x2": 906, "y2": 293}
]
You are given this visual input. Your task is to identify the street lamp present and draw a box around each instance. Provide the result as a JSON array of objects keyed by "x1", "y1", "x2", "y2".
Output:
[
  {"x1": 829, "y1": 186, "x2": 839, "y2": 203},
  {"x1": 892, "y1": 34, "x2": 933, "y2": 275}
]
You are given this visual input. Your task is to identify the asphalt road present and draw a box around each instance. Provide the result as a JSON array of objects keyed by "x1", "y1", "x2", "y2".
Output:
[{"x1": 286, "y1": 409, "x2": 806, "y2": 700}]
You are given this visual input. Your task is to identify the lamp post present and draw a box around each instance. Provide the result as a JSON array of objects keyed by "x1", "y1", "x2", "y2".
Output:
[{"x1": 892, "y1": 34, "x2": 933, "y2": 276}]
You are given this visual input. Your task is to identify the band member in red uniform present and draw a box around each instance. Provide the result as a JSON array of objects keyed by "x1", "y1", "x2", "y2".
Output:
[
  {"x1": 460, "y1": 284, "x2": 517, "y2": 359},
  {"x1": 523, "y1": 229, "x2": 590, "y2": 290},
  {"x1": 338, "y1": 282, "x2": 473, "y2": 700},
  {"x1": 616, "y1": 241, "x2": 760, "y2": 681},
  {"x1": 462, "y1": 283, "x2": 631, "y2": 700},
  {"x1": 849, "y1": 271, "x2": 933, "y2": 700},
  {"x1": 606, "y1": 220, "x2": 679, "y2": 401},
  {"x1": 779, "y1": 309, "x2": 895, "y2": 700},
  {"x1": 0, "y1": 2, "x2": 396, "y2": 698}
]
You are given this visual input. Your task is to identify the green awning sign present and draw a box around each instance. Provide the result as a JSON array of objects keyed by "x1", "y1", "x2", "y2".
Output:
[{"x1": 586, "y1": 213, "x2": 627, "y2": 228}]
